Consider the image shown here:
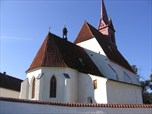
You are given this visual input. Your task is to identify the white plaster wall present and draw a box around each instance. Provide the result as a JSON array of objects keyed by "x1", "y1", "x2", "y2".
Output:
[
  {"x1": 39, "y1": 67, "x2": 66, "y2": 102},
  {"x1": 26, "y1": 69, "x2": 42, "y2": 84},
  {"x1": 77, "y1": 38, "x2": 106, "y2": 55},
  {"x1": 1, "y1": 101, "x2": 151, "y2": 114},
  {"x1": 106, "y1": 80, "x2": 143, "y2": 104},
  {"x1": 40, "y1": 67, "x2": 78, "y2": 102},
  {"x1": 63, "y1": 68, "x2": 78, "y2": 102},
  {"x1": 90, "y1": 75, "x2": 108, "y2": 104},
  {"x1": 26, "y1": 69, "x2": 42, "y2": 100},
  {"x1": 0, "y1": 88, "x2": 20, "y2": 98},
  {"x1": 19, "y1": 78, "x2": 29, "y2": 99},
  {"x1": 24, "y1": 67, "x2": 79, "y2": 103},
  {"x1": 77, "y1": 73, "x2": 94, "y2": 103},
  {"x1": 64, "y1": 78, "x2": 71, "y2": 102},
  {"x1": 78, "y1": 73, "x2": 108, "y2": 104}
]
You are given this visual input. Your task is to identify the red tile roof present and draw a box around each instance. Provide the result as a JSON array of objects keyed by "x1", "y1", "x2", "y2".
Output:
[
  {"x1": 27, "y1": 32, "x2": 102, "y2": 76},
  {"x1": 0, "y1": 97, "x2": 152, "y2": 108},
  {"x1": 0, "y1": 72, "x2": 23, "y2": 91},
  {"x1": 74, "y1": 22, "x2": 134, "y2": 73}
]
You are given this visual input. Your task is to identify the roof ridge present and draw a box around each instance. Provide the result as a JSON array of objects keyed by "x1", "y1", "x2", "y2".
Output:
[
  {"x1": 43, "y1": 33, "x2": 67, "y2": 67},
  {"x1": 41, "y1": 33, "x2": 49, "y2": 66},
  {"x1": 0, "y1": 73, "x2": 23, "y2": 81}
]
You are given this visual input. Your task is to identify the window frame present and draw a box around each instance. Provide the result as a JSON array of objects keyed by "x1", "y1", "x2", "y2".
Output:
[{"x1": 93, "y1": 79, "x2": 97, "y2": 89}]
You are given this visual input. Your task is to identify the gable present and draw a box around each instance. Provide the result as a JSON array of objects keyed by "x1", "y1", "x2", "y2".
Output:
[
  {"x1": 74, "y1": 22, "x2": 134, "y2": 73},
  {"x1": 76, "y1": 37, "x2": 106, "y2": 56},
  {"x1": 74, "y1": 21, "x2": 94, "y2": 44}
]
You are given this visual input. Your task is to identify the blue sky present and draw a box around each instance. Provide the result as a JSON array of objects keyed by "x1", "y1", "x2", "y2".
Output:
[{"x1": 0, "y1": 0, "x2": 151, "y2": 80}]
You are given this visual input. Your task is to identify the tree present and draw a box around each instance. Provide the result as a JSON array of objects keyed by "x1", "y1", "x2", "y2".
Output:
[
  {"x1": 141, "y1": 74, "x2": 152, "y2": 104},
  {"x1": 131, "y1": 65, "x2": 152, "y2": 103}
]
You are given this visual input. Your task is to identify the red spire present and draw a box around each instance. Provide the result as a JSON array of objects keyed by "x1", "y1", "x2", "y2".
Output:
[
  {"x1": 98, "y1": 0, "x2": 109, "y2": 30},
  {"x1": 98, "y1": 0, "x2": 116, "y2": 47},
  {"x1": 101, "y1": 0, "x2": 108, "y2": 24}
]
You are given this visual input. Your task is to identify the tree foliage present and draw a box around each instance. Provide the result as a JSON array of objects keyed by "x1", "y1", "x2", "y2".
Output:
[{"x1": 141, "y1": 74, "x2": 152, "y2": 104}]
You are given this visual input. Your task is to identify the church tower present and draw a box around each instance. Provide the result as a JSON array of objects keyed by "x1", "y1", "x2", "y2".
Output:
[{"x1": 98, "y1": 0, "x2": 116, "y2": 47}]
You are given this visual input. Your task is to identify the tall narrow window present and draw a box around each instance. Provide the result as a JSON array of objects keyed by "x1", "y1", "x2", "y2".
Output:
[
  {"x1": 50, "y1": 76, "x2": 56, "y2": 97},
  {"x1": 32, "y1": 77, "x2": 35, "y2": 98}
]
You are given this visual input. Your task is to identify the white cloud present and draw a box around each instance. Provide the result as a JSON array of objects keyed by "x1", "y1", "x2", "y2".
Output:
[{"x1": 0, "y1": 36, "x2": 32, "y2": 40}]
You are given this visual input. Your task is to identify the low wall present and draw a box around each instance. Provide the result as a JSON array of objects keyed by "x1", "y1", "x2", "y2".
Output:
[{"x1": 0, "y1": 97, "x2": 152, "y2": 114}]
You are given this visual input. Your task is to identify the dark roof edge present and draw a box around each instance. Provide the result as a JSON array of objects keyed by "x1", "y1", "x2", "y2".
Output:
[
  {"x1": 0, "y1": 73, "x2": 23, "y2": 81},
  {"x1": 0, "y1": 97, "x2": 151, "y2": 108},
  {"x1": 26, "y1": 66, "x2": 103, "y2": 77}
]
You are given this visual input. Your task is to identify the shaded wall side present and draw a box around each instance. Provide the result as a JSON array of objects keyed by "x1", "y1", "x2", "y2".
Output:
[{"x1": 106, "y1": 80, "x2": 143, "y2": 104}]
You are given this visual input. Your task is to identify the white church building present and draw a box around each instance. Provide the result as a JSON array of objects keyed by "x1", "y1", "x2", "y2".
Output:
[{"x1": 20, "y1": 0, "x2": 143, "y2": 104}]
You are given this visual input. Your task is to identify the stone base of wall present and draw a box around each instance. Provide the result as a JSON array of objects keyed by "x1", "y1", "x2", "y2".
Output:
[{"x1": 0, "y1": 97, "x2": 152, "y2": 114}]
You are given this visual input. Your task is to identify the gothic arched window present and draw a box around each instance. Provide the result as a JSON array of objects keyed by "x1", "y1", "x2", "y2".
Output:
[
  {"x1": 50, "y1": 76, "x2": 56, "y2": 97},
  {"x1": 32, "y1": 77, "x2": 35, "y2": 98}
]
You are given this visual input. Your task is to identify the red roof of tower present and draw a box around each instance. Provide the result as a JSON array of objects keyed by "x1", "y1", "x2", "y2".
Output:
[{"x1": 98, "y1": 0, "x2": 115, "y2": 31}]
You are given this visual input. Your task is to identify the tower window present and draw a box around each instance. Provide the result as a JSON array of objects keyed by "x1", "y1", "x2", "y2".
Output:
[
  {"x1": 32, "y1": 77, "x2": 35, "y2": 98},
  {"x1": 50, "y1": 76, "x2": 56, "y2": 97}
]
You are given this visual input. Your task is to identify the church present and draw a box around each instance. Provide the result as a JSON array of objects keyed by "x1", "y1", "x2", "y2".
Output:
[{"x1": 20, "y1": 0, "x2": 143, "y2": 104}]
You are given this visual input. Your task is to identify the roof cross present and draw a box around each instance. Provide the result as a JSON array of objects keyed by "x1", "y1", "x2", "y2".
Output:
[{"x1": 48, "y1": 26, "x2": 51, "y2": 33}]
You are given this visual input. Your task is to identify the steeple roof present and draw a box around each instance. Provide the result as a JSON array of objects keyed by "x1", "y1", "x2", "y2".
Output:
[
  {"x1": 27, "y1": 32, "x2": 102, "y2": 76},
  {"x1": 74, "y1": 22, "x2": 134, "y2": 73},
  {"x1": 98, "y1": 0, "x2": 115, "y2": 31},
  {"x1": 101, "y1": 0, "x2": 108, "y2": 24}
]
